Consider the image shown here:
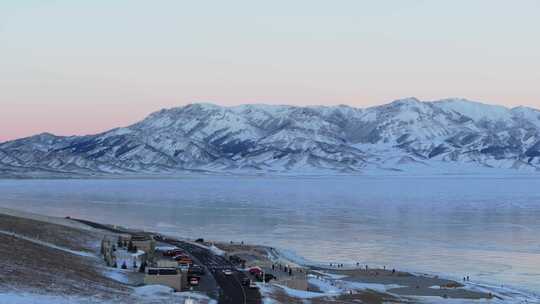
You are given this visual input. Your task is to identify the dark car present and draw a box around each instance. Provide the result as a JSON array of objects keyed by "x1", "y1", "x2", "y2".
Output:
[
  {"x1": 256, "y1": 273, "x2": 276, "y2": 282},
  {"x1": 188, "y1": 276, "x2": 200, "y2": 286},
  {"x1": 163, "y1": 249, "x2": 184, "y2": 257},
  {"x1": 189, "y1": 265, "x2": 206, "y2": 275},
  {"x1": 264, "y1": 273, "x2": 276, "y2": 282}
]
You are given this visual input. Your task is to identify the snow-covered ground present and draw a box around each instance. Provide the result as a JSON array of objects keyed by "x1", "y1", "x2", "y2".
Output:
[
  {"x1": 258, "y1": 282, "x2": 328, "y2": 300},
  {"x1": 132, "y1": 285, "x2": 217, "y2": 304},
  {"x1": 0, "y1": 287, "x2": 217, "y2": 304},
  {"x1": 272, "y1": 253, "x2": 540, "y2": 303},
  {"x1": 308, "y1": 275, "x2": 345, "y2": 294},
  {"x1": 114, "y1": 249, "x2": 145, "y2": 270},
  {"x1": 102, "y1": 267, "x2": 132, "y2": 285},
  {"x1": 0, "y1": 293, "x2": 109, "y2": 304},
  {"x1": 185, "y1": 240, "x2": 226, "y2": 256},
  {"x1": 260, "y1": 271, "x2": 540, "y2": 304},
  {"x1": 259, "y1": 278, "x2": 404, "y2": 302}
]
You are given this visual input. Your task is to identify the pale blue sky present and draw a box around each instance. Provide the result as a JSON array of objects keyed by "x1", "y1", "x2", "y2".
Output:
[{"x1": 1, "y1": 1, "x2": 539, "y2": 140}]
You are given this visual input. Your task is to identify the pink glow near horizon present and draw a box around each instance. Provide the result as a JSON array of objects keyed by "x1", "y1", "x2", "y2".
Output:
[
  {"x1": 1, "y1": 1, "x2": 539, "y2": 142},
  {"x1": 1, "y1": 92, "x2": 536, "y2": 142}
]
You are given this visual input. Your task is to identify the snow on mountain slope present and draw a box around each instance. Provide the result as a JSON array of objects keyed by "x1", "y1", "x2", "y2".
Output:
[
  {"x1": 511, "y1": 106, "x2": 540, "y2": 128},
  {"x1": 1, "y1": 98, "x2": 539, "y2": 176},
  {"x1": 434, "y1": 98, "x2": 512, "y2": 122}
]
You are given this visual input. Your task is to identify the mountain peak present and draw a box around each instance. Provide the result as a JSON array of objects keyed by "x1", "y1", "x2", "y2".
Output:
[
  {"x1": 185, "y1": 102, "x2": 222, "y2": 110},
  {"x1": 35, "y1": 132, "x2": 57, "y2": 138},
  {"x1": 389, "y1": 97, "x2": 422, "y2": 106}
]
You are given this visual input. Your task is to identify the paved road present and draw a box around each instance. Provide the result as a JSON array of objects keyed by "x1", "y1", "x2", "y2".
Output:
[{"x1": 163, "y1": 238, "x2": 262, "y2": 304}]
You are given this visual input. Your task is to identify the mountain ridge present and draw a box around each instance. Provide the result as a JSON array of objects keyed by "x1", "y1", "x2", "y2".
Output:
[{"x1": 2, "y1": 97, "x2": 540, "y2": 177}]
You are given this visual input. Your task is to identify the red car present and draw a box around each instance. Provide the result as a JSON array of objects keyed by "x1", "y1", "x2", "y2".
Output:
[
  {"x1": 177, "y1": 259, "x2": 193, "y2": 264},
  {"x1": 175, "y1": 256, "x2": 193, "y2": 265},
  {"x1": 248, "y1": 267, "x2": 262, "y2": 276}
]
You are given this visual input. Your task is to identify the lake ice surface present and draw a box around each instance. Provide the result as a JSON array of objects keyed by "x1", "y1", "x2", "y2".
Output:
[{"x1": 0, "y1": 175, "x2": 539, "y2": 294}]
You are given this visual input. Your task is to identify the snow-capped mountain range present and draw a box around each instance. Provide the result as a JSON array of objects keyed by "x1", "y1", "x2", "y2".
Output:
[{"x1": 2, "y1": 97, "x2": 540, "y2": 177}]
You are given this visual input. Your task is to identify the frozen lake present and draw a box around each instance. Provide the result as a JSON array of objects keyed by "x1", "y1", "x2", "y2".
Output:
[{"x1": 0, "y1": 176, "x2": 539, "y2": 293}]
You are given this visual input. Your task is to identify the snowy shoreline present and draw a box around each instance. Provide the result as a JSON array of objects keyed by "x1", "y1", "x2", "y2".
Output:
[{"x1": 269, "y1": 247, "x2": 540, "y2": 302}]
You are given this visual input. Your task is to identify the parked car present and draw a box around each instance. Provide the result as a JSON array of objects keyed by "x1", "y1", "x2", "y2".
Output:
[
  {"x1": 254, "y1": 272, "x2": 275, "y2": 282},
  {"x1": 189, "y1": 276, "x2": 200, "y2": 286},
  {"x1": 164, "y1": 249, "x2": 184, "y2": 257},
  {"x1": 189, "y1": 265, "x2": 206, "y2": 275},
  {"x1": 222, "y1": 269, "x2": 233, "y2": 276},
  {"x1": 263, "y1": 273, "x2": 276, "y2": 283},
  {"x1": 248, "y1": 267, "x2": 262, "y2": 276},
  {"x1": 174, "y1": 255, "x2": 192, "y2": 264},
  {"x1": 173, "y1": 253, "x2": 188, "y2": 259}
]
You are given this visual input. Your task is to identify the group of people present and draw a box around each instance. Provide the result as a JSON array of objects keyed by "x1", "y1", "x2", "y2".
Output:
[
  {"x1": 329, "y1": 263, "x2": 345, "y2": 268},
  {"x1": 347, "y1": 262, "x2": 395, "y2": 274},
  {"x1": 272, "y1": 263, "x2": 294, "y2": 276}
]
